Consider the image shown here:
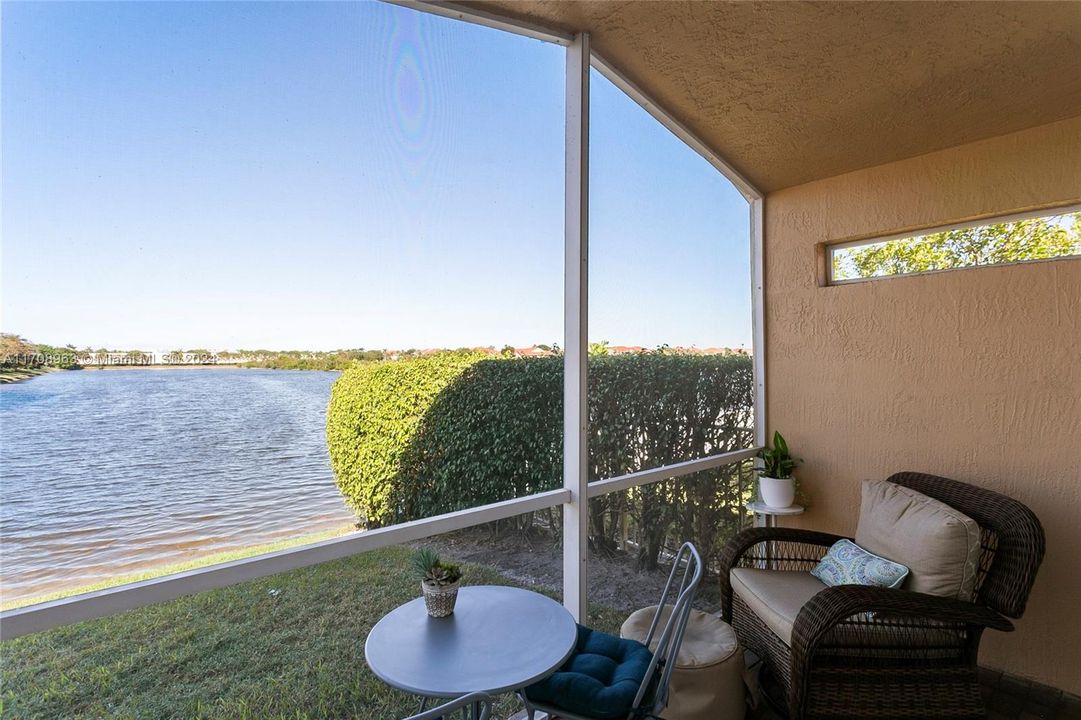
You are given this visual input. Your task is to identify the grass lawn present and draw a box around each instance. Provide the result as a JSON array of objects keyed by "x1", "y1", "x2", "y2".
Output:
[{"x1": 0, "y1": 546, "x2": 625, "y2": 720}]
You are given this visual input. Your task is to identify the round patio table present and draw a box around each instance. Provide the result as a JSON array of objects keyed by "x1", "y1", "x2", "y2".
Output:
[{"x1": 365, "y1": 585, "x2": 578, "y2": 710}]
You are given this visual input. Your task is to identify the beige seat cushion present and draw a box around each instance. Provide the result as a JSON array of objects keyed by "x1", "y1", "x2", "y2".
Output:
[
  {"x1": 729, "y1": 568, "x2": 827, "y2": 645},
  {"x1": 856, "y1": 480, "x2": 981, "y2": 601},
  {"x1": 621, "y1": 605, "x2": 739, "y2": 668},
  {"x1": 730, "y1": 568, "x2": 966, "y2": 653}
]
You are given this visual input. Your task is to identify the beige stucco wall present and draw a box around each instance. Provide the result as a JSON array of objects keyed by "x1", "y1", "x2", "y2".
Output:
[{"x1": 764, "y1": 115, "x2": 1081, "y2": 693}]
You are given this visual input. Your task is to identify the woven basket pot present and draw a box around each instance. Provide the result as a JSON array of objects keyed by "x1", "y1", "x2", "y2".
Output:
[{"x1": 421, "y1": 580, "x2": 460, "y2": 618}]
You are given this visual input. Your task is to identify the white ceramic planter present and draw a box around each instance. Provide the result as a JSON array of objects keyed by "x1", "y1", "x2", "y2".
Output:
[{"x1": 759, "y1": 476, "x2": 795, "y2": 509}]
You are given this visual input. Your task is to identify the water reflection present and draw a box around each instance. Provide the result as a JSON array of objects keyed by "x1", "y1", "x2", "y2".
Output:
[{"x1": 0, "y1": 368, "x2": 354, "y2": 601}]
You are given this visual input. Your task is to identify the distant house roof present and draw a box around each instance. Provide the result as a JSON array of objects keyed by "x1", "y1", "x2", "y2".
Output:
[{"x1": 514, "y1": 346, "x2": 557, "y2": 358}]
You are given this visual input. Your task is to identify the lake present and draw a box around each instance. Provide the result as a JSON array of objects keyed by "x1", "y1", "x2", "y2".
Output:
[{"x1": 0, "y1": 368, "x2": 355, "y2": 603}]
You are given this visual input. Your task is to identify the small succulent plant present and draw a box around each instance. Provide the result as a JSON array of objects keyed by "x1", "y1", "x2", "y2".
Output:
[{"x1": 411, "y1": 547, "x2": 462, "y2": 587}]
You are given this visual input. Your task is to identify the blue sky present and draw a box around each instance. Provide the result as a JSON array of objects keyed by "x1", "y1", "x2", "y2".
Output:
[{"x1": 1, "y1": 1, "x2": 751, "y2": 352}]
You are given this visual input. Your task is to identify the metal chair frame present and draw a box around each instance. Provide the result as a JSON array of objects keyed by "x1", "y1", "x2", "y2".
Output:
[{"x1": 518, "y1": 542, "x2": 703, "y2": 720}]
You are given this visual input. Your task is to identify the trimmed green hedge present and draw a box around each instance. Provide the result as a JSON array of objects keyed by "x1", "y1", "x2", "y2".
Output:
[
  {"x1": 583, "y1": 352, "x2": 754, "y2": 568},
  {"x1": 327, "y1": 351, "x2": 754, "y2": 565},
  {"x1": 326, "y1": 351, "x2": 489, "y2": 526},
  {"x1": 399, "y1": 357, "x2": 564, "y2": 524}
]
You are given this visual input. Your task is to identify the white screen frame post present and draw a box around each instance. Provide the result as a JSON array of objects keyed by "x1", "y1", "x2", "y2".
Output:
[
  {"x1": 563, "y1": 31, "x2": 590, "y2": 623},
  {"x1": 751, "y1": 196, "x2": 766, "y2": 450}
]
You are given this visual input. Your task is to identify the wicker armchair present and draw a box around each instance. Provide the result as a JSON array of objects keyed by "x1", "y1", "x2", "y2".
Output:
[{"x1": 720, "y1": 471, "x2": 1045, "y2": 720}]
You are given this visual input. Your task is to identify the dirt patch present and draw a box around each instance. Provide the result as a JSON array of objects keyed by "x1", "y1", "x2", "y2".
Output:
[{"x1": 416, "y1": 527, "x2": 721, "y2": 616}]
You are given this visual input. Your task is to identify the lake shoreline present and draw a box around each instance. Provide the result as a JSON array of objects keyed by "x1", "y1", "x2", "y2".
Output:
[
  {"x1": 1, "y1": 364, "x2": 351, "y2": 379},
  {"x1": 0, "y1": 366, "x2": 56, "y2": 384},
  {"x1": 80, "y1": 364, "x2": 244, "y2": 371},
  {"x1": 79, "y1": 365, "x2": 342, "y2": 372},
  {"x1": 0, "y1": 522, "x2": 359, "y2": 611}
]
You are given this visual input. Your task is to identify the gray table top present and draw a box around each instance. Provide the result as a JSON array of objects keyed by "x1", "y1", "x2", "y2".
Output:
[{"x1": 365, "y1": 585, "x2": 578, "y2": 698}]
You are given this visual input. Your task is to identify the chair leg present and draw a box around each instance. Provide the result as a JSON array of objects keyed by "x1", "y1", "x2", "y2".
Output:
[{"x1": 515, "y1": 690, "x2": 536, "y2": 720}]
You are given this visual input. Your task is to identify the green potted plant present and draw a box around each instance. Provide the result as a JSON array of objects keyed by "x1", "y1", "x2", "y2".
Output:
[
  {"x1": 411, "y1": 547, "x2": 463, "y2": 618},
  {"x1": 755, "y1": 430, "x2": 801, "y2": 508}
]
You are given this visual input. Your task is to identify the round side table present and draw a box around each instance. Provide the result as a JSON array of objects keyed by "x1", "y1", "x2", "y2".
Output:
[
  {"x1": 744, "y1": 502, "x2": 806, "y2": 570},
  {"x1": 365, "y1": 585, "x2": 577, "y2": 713},
  {"x1": 745, "y1": 501, "x2": 804, "y2": 528}
]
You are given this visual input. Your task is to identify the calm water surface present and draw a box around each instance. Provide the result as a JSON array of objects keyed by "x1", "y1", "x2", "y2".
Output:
[{"x1": 0, "y1": 368, "x2": 355, "y2": 601}]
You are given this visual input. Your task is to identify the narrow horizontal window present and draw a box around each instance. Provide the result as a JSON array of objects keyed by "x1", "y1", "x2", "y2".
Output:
[{"x1": 828, "y1": 207, "x2": 1081, "y2": 284}]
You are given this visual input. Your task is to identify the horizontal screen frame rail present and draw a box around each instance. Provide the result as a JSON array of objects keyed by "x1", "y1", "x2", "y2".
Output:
[
  {"x1": 1, "y1": 449, "x2": 760, "y2": 639},
  {"x1": 0, "y1": 488, "x2": 569, "y2": 639},
  {"x1": 587, "y1": 447, "x2": 759, "y2": 498}
]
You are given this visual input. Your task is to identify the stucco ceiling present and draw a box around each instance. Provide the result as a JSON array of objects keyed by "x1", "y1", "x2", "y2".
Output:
[{"x1": 464, "y1": 1, "x2": 1081, "y2": 193}]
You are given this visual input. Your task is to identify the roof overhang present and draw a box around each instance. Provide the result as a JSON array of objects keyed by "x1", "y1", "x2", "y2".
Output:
[{"x1": 451, "y1": 0, "x2": 1081, "y2": 192}]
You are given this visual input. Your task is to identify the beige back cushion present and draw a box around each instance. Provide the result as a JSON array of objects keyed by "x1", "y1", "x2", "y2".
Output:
[{"x1": 855, "y1": 480, "x2": 981, "y2": 601}]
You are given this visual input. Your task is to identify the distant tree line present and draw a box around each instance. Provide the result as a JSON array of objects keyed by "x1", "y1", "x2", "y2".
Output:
[
  {"x1": 0, "y1": 334, "x2": 80, "y2": 369},
  {"x1": 1, "y1": 335, "x2": 746, "y2": 375},
  {"x1": 0, "y1": 336, "x2": 390, "y2": 371},
  {"x1": 238, "y1": 349, "x2": 384, "y2": 371}
]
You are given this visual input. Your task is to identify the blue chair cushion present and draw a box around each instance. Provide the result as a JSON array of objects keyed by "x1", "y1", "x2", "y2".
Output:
[{"x1": 524, "y1": 624, "x2": 654, "y2": 719}]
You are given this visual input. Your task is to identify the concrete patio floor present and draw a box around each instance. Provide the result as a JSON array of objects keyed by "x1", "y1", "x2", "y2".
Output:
[
  {"x1": 508, "y1": 664, "x2": 1081, "y2": 720},
  {"x1": 744, "y1": 666, "x2": 1081, "y2": 720}
]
